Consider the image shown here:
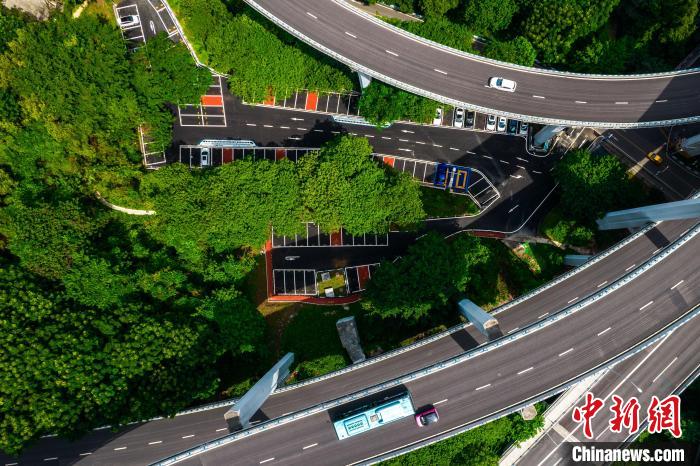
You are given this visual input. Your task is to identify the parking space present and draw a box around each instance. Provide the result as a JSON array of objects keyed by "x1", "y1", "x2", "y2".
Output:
[
  {"x1": 255, "y1": 89, "x2": 361, "y2": 116},
  {"x1": 273, "y1": 269, "x2": 317, "y2": 296},
  {"x1": 114, "y1": 4, "x2": 146, "y2": 51},
  {"x1": 271, "y1": 223, "x2": 389, "y2": 248},
  {"x1": 139, "y1": 126, "x2": 166, "y2": 169},
  {"x1": 374, "y1": 154, "x2": 500, "y2": 210},
  {"x1": 178, "y1": 76, "x2": 227, "y2": 127},
  {"x1": 146, "y1": 0, "x2": 180, "y2": 38},
  {"x1": 345, "y1": 263, "x2": 379, "y2": 293},
  {"x1": 178, "y1": 146, "x2": 317, "y2": 168},
  {"x1": 430, "y1": 107, "x2": 529, "y2": 138}
]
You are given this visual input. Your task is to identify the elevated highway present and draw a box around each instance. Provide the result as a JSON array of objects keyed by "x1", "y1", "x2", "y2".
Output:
[{"x1": 244, "y1": 0, "x2": 700, "y2": 128}]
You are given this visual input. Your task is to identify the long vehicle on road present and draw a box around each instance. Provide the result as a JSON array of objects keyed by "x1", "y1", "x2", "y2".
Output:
[{"x1": 332, "y1": 391, "x2": 415, "y2": 440}]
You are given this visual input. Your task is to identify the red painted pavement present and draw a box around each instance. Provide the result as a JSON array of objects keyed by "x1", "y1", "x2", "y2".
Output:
[
  {"x1": 305, "y1": 91, "x2": 319, "y2": 111},
  {"x1": 200, "y1": 95, "x2": 223, "y2": 106}
]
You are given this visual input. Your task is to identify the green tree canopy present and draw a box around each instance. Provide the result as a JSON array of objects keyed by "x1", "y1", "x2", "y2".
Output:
[
  {"x1": 483, "y1": 37, "x2": 537, "y2": 67},
  {"x1": 418, "y1": 0, "x2": 459, "y2": 18},
  {"x1": 358, "y1": 80, "x2": 440, "y2": 126},
  {"x1": 463, "y1": 0, "x2": 517, "y2": 34},
  {"x1": 622, "y1": 0, "x2": 699, "y2": 44}
]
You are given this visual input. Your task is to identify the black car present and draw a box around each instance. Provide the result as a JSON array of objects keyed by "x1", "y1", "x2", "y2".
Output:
[
  {"x1": 466, "y1": 111, "x2": 475, "y2": 128},
  {"x1": 507, "y1": 119, "x2": 518, "y2": 135}
]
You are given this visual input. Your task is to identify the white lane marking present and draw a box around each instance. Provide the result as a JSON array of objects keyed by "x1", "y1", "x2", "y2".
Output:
[
  {"x1": 597, "y1": 327, "x2": 611, "y2": 336},
  {"x1": 114, "y1": 447, "x2": 127, "y2": 451},
  {"x1": 475, "y1": 383, "x2": 491, "y2": 391},
  {"x1": 399, "y1": 138, "x2": 409, "y2": 142},
  {"x1": 398, "y1": 148, "x2": 412, "y2": 152},
  {"x1": 350, "y1": 133, "x2": 358, "y2": 136},
  {"x1": 639, "y1": 301, "x2": 653, "y2": 311},
  {"x1": 43, "y1": 459, "x2": 58, "y2": 462},
  {"x1": 482, "y1": 155, "x2": 493, "y2": 159},
  {"x1": 400, "y1": 129, "x2": 414, "y2": 133},
  {"x1": 515, "y1": 157, "x2": 528, "y2": 162},
  {"x1": 516, "y1": 165, "x2": 526, "y2": 170},
  {"x1": 263, "y1": 124, "x2": 273, "y2": 128},
  {"x1": 434, "y1": 68, "x2": 448, "y2": 75},
  {"x1": 381, "y1": 136, "x2": 392, "y2": 140},
  {"x1": 416, "y1": 141, "x2": 426, "y2": 145},
  {"x1": 289, "y1": 137, "x2": 302, "y2": 140},
  {"x1": 331, "y1": 131, "x2": 340, "y2": 134},
  {"x1": 558, "y1": 348, "x2": 574, "y2": 357},
  {"x1": 260, "y1": 458, "x2": 275, "y2": 464},
  {"x1": 364, "y1": 134, "x2": 375, "y2": 138},
  {"x1": 671, "y1": 280, "x2": 684, "y2": 290},
  {"x1": 303, "y1": 443, "x2": 318, "y2": 450},
  {"x1": 655, "y1": 99, "x2": 668, "y2": 103},
  {"x1": 466, "y1": 150, "x2": 476, "y2": 154},
  {"x1": 434, "y1": 399, "x2": 448, "y2": 405},
  {"x1": 567, "y1": 296, "x2": 579, "y2": 304},
  {"x1": 575, "y1": 101, "x2": 587, "y2": 104},
  {"x1": 615, "y1": 101, "x2": 629, "y2": 105},
  {"x1": 385, "y1": 50, "x2": 398, "y2": 56},
  {"x1": 246, "y1": 123, "x2": 257, "y2": 126},
  {"x1": 297, "y1": 127, "x2": 308, "y2": 131},
  {"x1": 279, "y1": 126, "x2": 290, "y2": 129},
  {"x1": 538, "y1": 312, "x2": 549, "y2": 318},
  {"x1": 652, "y1": 248, "x2": 661, "y2": 255},
  {"x1": 517, "y1": 367, "x2": 534, "y2": 375},
  {"x1": 216, "y1": 427, "x2": 227, "y2": 432},
  {"x1": 6, "y1": 463, "x2": 19, "y2": 465},
  {"x1": 532, "y1": 170, "x2": 542, "y2": 174},
  {"x1": 433, "y1": 144, "x2": 443, "y2": 147},
  {"x1": 306, "y1": 12, "x2": 317, "y2": 19},
  {"x1": 552, "y1": 459, "x2": 563, "y2": 466},
  {"x1": 625, "y1": 263, "x2": 636, "y2": 271},
  {"x1": 148, "y1": 441, "x2": 162, "y2": 445},
  {"x1": 597, "y1": 281, "x2": 608, "y2": 288},
  {"x1": 450, "y1": 147, "x2": 459, "y2": 151},
  {"x1": 499, "y1": 159, "x2": 510, "y2": 164},
  {"x1": 291, "y1": 117, "x2": 304, "y2": 121},
  {"x1": 652, "y1": 357, "x2": 678, "y2": 383},
  {"x1": 313, "y1": 129, "x2": 324, "y2": 133},
  {"x1": 79, "y1": 453, "x2": 92, "y2": 456},
  {"x1": 508, "y1": 327, "x2": 519, "y2": 334},
  {"x1": 510, "y1": 175, "x2": 523, "y2": 179},
  {"x1": 532, "y1": 95, "x2": 545, "y2": 99},
  {"x1": 344, "y1": 31, "x2": 357, "y2": 38},
  {"x1": 508, "y1": 205, "x2": 519, "y2": 213},
  {"x1": 182, "y1": 434, "x2": 195, "y2": 439}
]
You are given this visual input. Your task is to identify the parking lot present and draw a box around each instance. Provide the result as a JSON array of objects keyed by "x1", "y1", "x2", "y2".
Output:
[
  {"x1": 178, "y1": 145, "x2": 317, "y2": 168},
  {"x1": 373, "y1": 154, "x2": 500, "y2": 209},
  {"x1": 345, "y1": 263, "x2": 379, "y2": 293},
  {"x1": 139, "y1": 126, "x2": 166, "y2": 169},
  {"x1": 272, "y1": 263, "x2": 379, "y2": 296},
  {"x1": 435, "y1": 107, "x2": 530, "y2": 137},
  {"x1": 114, "y1": 4, "x2": 146, "y2": 51},
  {"x1": 273, "y1": 269, "x2": 317, "y2": 296},
  {"x1": 178, "y1": 76, "x2": 227, "y2": 127},
  {"x1": 255, "y1": 89, "x2": 362, "y2": 116},
  {"x1": 272, "y1": 223, "x2": 389, "y2": 248}
]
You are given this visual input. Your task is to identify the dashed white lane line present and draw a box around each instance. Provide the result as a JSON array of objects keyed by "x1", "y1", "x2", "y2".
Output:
[
  {"x1": 381, "y1": 136, "x2": 392, "y2": 140},
  {"x1": 655, "y1": 99, "x2": 668, "y2": 103},
  {"x1": 216, "y1": 428, "x2": 228, "y2": 432},
  {"x1": 575, "y1": 100, "x2": 587, "y2": 104},
  {"x1": 475, "y1": 383, "x2": 491, "y2": 391},
  {"x1": 466, "y1": 150, "x2": 476, "y2": 154},
  {"x1": 279, "y1": 126, "x2": 290, "y2": 129},
  {"x1": 538, "y1": 312, "x2": 549, "y2": 318},
  {"x1": 450, "y1": 147, "x2": 459, "y2": 151},
  {"x1": 331, "y1": 131, "x2": 340, "y2": 134},
  {"x1": 433, "y1": 144, "x2": 443, "y2": 147},
  {"x1": 79, "y1": 453, "x2": 92, "y2": 456},
  {"x1": 401, "y1": 129, "x2": 414, "y2": 133},
  {"x1": 297, "y1": 127, "x2": 308, "y2": 131},
  {"x1": 625, "y1": 263, "x2": 636, "y2": 271},
  {"x1": 532, "y1": 170, "x2": 542, "y2": 174},
  {"x1": 597, "y1": 327, "x2": 611, "y2": 336},
  {"x1": 559, "y1": 348, "x2": 574, "y2": 357},
  {"x1": 399, "y1": 138, "x2": 409, "y2": 142},
  {"x1": 508, "y1": 205, "x2": 519, "y2": 213},
  {"x1": 306, "y1": 12, "x2": 317, "y2": 19},
  {"x1": 344, "y1": 31, "x2": 357, "y2": 38},
  {"x1": 182, "y1": 434, "x2": 195, "y2": 439},
  {"x1": 508, "y1": 327, "x2": 519, "y2": 334},
  {"x1": 364, "y1": 134, "x2": 375, "y2": 138},
  {"x1": 517, "y1": 367, "x2": 534, "y2": 375},
  {"x1": 639, "y1": 301, "x2": 653, "y2": 311},
  {"x1": 671, "y1": 280, "x2": 684, "y2": 290},
  {"x1": 148, "y1": 441, "x2": 162, "y2": 445},
  {"x1": 416, "y1": 141, "x2": 426, "y2": 145},
  {"x1": 291, "y1": 117, "x2": 304, "y2": 121},
  {"x1": 652, "y1": 357, "x2": 678, "y2": 383},
  {"x1": 482, "y1": 155, "x2": 493, "y2": 159},
  {"x1": 615, "y1": 101, "x2": 629, "y2": 105},
  {"x1": 6, "y1": 462, "x2": 18, "y2": 465},
  {"x1": 434, "y1": 398, "x2": 448, "y2": 405},
  {"x1": 289, "y1": 136, "x2": 302, "y2": 140},
  {"x1": 515, "y1": 157, "x2": 528, "y2": 162},
  {"x1": 302, "y1": 443, "x2": 318, "y2": 450},
  {"x1": 260, "y1": 458, "x2": 275, "y2": 464},
  {"x1": 43, "y1": 459, "x2": 58, "y2": 462},
  {"x1": 114, "y1": 447, "x2": 127, "y2": 451},
  {"x1": 597, "y1": 280, "x2": 608, "y2": 288},
  {"x1": 516, "y1": 165, "x2": 526, "y2": 170},
  {"x1": 246, "y1": 123, "x2": 256, "y2": 126},
  {"x1": 398, "y1": 148, "x2": 412, "y2": 152},
  {"x1": 434, "y1": 68, "x2": 448, "y2": 75},
  {"x1": 385, "y1": 50, "x2": 399, "y2": 56},
  {"x1": 499, "y1": 159, "x2": 510, "y2": 164},
  {"x1": 510, "y1": 175, "x2": 523, "y2": 179},
  {"x1": 263, "y1": 124, "x2": 273, "y2": 128},
  {"x1": 567, "y1": 296, "x2": 579, "y2": 304},
  {"x1": 532, "y1": 95, "x2": 545, "y2": 99}
]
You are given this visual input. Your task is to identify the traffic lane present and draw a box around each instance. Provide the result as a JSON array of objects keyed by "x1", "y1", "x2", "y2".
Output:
[
  {"x1": 180, "y1": 233, "x2": 700, "y2": 466},
  {"x1": 519, "y1": 320, "x2": 700, "y2": 466},
  {"x1": 255, "y1": 220, "x2": 695, "y2": 420},
  {"x1": 116, "y1": 0, "x2": 163, "y2": 40},
  {"x1": 251, "y1": 0, "x2": 700, "y2": 124}
]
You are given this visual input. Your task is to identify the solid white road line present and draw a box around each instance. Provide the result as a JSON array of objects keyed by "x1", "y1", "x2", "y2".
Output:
[
  {"x1": 434, "y1": 69, "x2": 448, "y2": 75},
  {"x1": 652, "y1": 357, "x2": 678, "y2": 383},
  {"x1": 434, "y1": 399, "x2": 449, "y2": 405},
  {"x1": 517, "y1": 367, "x2": 534, "y2": 375},
  {"x1": 260, "y1": 458, "x2": 275, "y2": 464},
  {"x1": 508, "y1": 327, "x2": 519, "y2": 334},
  {"x1": 385, "y1": 50, "x2": 398, "y2": 56},
  {"x1": 597, "y1": 327, "x2": 611, "y2": 336},
  {"x1": 182, "y1": 434, "x2": 195, "y2": 439},
  {"x1": 558, "y1": 348, "x2": 574, "y2": 357},
  {"x1": 639, "y1": 301, "x2": 653, "y2": 311},
  {"x1": 508, "y1": 205, "x2": 519, "y2": 213},
  {"x1": 302, "y1": 443, "x2": 318, "y2": 450},
  {"x1": 306, "y1": 12, "x2": 317, "y2": 19},
  {"x1": 344, "y1": 31, "x2": 357, "y2": 38},
  {"x1": 671, "y1": 280, "x2": 684, "y2": 290},
  {"x1": 114, "y1": 447, "x2": 127, "y2": 451},
  {"x1": 475, "y1": 384, "x2": 491, "y2": 391},
  {"x1": 567, "y1": 296, "x2": 579, "y2": 304},
  {"x1": 532, "y1": 95, "x2": 545, "y2": 99},
  {"x1": 148, "y1": 441, "x2": 162, "y2": 445},
  {"x1": 539, "y1": 312, "x2": 549, "y2": 318}
]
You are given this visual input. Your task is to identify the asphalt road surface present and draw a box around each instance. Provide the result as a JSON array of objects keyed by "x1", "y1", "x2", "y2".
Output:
[
  {"x1": 5, "y1": 219, "x2": 696, "y2": 465},
  {"x1": 515, "y1": 316, "x2": 700, "y2": 466},
  {"x1": 245, "y1": 0, "x2": 700, "y2": 127}
]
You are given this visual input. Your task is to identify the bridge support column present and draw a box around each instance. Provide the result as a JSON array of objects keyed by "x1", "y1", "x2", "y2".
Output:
[
  {"x1": 357, "y1": 71, "x2": 372, "y2": 89},
  {"x1": 336, "y1": 316, "x2": 366, "y2": 363},
  {"x1": 520, "y1": 404, "x2": 537, "y2": 421},
  {"x1": 224, "y1": 352, "x2": 294, "y2": 431},
  {"x1": 533, "y1": 125, "x2": 566, "y2": 149},
  {"x1": 458, "y1": 298, "x2": 502, "y2": 340},
  {"x1": 597, "y1": 198, "x2": 700, "y2": 230},
  {"x1": 564, "y1": 254, "x2": 591, "y2": 267}
]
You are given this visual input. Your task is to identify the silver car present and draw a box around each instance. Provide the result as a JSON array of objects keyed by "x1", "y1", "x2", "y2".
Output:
[
  {"x1": 497, "y1": 116, "x2": 507, "y2": 132},
  {"x1": 453, "y1": 108, "x2": 465, "y2": 128}
]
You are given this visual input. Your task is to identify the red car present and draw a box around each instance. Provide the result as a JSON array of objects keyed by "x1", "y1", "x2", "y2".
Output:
[{"x1": 415, "y1": 407, "x2": 439, "y2": 427}]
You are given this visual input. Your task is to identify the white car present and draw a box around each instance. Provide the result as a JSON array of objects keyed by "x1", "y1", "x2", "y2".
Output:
[
  {"x1": 486, "y1": 114, "x2": 496, "y2": 131},
  {"x1": 453, "y1": 108, "x2": 465, "y2": 128},
  {"x1": 433, "y1": 108, "x2": 443, "y2": 126},
  {"x1": 118, "y1": 15, "x2": 140, "y2": 28},
  {"x1": 497, "y1": 116, "x2": 507, "y2": 132},
  {"x1": 488, "y1": 77, "x2": 517, "y2": 92},
  {"x1": 519, "y1": 122, "x2": 529, "y2": 135},
  {"x1": 200, "y1": 148, "x2": 210, "y2": 166}
]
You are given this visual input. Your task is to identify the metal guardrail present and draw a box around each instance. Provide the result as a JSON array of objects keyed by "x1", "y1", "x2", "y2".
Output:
[
  {"x1": 243, "y1": 0, "x2": 700, "y2": 129},
  {"x1": 152, "y1": 221, "x2": 700, "y2": 466}
]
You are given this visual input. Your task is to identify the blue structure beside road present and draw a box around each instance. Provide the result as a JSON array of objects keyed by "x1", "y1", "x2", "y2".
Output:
[{"x1": 434, "y1": 163, "x2": 472, "y2": 194}]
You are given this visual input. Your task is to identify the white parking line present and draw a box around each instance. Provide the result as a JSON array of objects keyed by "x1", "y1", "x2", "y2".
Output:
[
  {"x1": 559, "y1": 348, "x2": 574, "y2": 357},
  {"x1": 508, "y1": 205, "x2": 519, "y2": 213},
  {"x1": 517, "y1": 367, "x2": 534, "y2": 375},
  {"x1": 303, "y1": 443, "x2": 318, "y2": 450},
  {"x1": 639, "y1": 301, "x2": 653, "y2": 311},
  {"x1": 597, "y1": 327, "x2": 611, "y2": 336},
  {"x1": 670, "y1": 280, "x2": 684, "y2": 290},
  {"x1": 475, "y1": 383, "x2": 491, "y2": 391}
]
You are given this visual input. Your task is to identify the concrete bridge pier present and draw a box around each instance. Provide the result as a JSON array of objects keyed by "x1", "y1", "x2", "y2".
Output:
[
  {"x1": 597, "y1": 198, "x2": 700, "y2": 230},
  {"x1": 357, "y1": 71, "x2": 372, "y2": 89},
  {"x1": 457, "y1": 298, "x2": 503, "y2": 340},
  {"x1": 533, "y1": 125, "x2": 566, "y2": 149}
]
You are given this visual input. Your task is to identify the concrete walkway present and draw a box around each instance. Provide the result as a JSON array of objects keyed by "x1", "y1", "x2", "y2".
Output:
[{"x1": 95, "y1": 192, "x2": 155, "y2": 216}]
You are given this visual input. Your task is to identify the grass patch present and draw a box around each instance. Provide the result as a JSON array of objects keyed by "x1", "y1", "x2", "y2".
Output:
[{"x1": 420, "y1": 186, "x2": 480, "y2": 218}]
